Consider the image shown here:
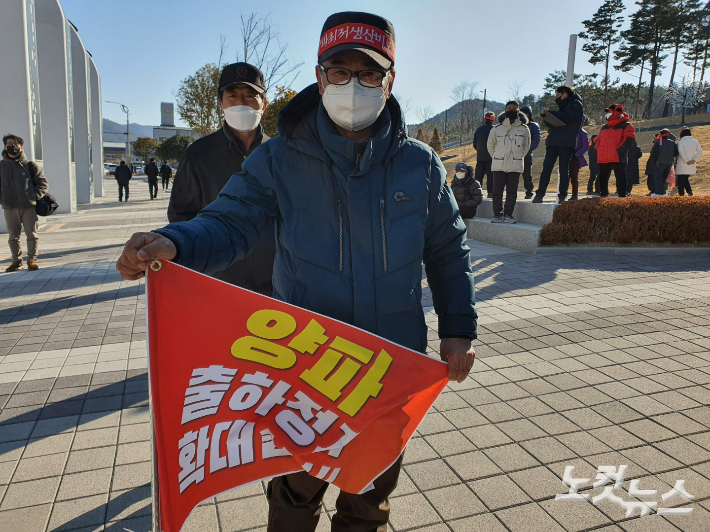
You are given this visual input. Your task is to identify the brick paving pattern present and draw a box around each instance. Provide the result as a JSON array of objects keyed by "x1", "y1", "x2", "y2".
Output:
[{"x1": 0, "y1": 177, "x2": 708, "y2": 531}]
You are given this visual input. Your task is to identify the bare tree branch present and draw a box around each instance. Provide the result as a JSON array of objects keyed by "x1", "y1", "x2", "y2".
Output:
[{"x1": 507, "y1": 80, "x2": 525, "y2": 102}]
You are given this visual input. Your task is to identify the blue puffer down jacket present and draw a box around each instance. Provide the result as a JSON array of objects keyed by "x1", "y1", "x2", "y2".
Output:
[{"x1": 154, "y1": 84, "x2": 477, "y2": 352}]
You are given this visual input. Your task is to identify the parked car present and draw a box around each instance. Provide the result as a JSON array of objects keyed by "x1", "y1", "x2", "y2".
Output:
[{"x1": 105, "y1": 164, "x2": 117, "y2": 175}]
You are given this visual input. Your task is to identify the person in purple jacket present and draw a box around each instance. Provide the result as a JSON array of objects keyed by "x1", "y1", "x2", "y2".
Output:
[{"x1": 568, "y1": 115, "x2": 589, "y2": 201}]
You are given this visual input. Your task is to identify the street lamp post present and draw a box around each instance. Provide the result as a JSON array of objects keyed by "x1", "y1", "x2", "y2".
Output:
[{"x1": 106, "y1": 101, "x2": 130, "y2": 166}]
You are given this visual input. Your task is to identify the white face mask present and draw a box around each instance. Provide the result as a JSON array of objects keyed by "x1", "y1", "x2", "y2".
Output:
[
  {"x1": 605, "y1": 112, "x2": 613, "y2": 120},
  {"x1": 223, "y1": 105, "x2": 263, "y2": 132},
  {"x1": 321, "y1": 75, "x2": 389, "y2": 132},
  {"x1": 455, "y1": 171, "x2": 465, "y2": 179}
]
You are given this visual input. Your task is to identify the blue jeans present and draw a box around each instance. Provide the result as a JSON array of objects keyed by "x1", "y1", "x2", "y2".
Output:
[{"x1": 537, "y1": 147, "x2": 575, "y2": 198}]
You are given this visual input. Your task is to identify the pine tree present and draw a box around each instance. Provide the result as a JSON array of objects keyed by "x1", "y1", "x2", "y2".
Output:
[
  {"x1": 662, "y1": 0, "x2": 702, "y2": 117},
  {"x1": 428, "y1": 127, "x2": 444, "y2": 155},
  {"x1": 415, "y1": 127, "x2": 425, "y2": 142},
  {"x1": 615, "y1": 24, "x2": 657, "y2": 119},
  {"x1": 579, "y1": 0, "x2": 625, "y2": 103}
]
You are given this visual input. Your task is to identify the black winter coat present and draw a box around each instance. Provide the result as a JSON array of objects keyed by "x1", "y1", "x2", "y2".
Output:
[
  {"x1": 473, "y1": 123, "x2": 494, "y2": 161},
  {"x1": 626, "y1": 146, "x2": 643, "y2": 185},
  {"x1": 543, "y1": 93, "x2": 584, "y2": 149},
  {"x1": 167, "y1": 123, "x2": 274, "y2": 294},
  {"x1": 160, "y1": 165, "x2": 172, "y2": 179},
  {"x1": 114, "y1": 165, "x2": 132, "y2": 185},
  {"x1": 144, "y1": 162, "x2": 159, "y2": 180},
  {"x1": 451, "y1": 166, "x2": 483, "y2": 218},
  {"x1": 588, "y1": 141, "x2": 598, "y2": 170},
  {"x1": 650, "y1": 138, "x2": 678, "y2": 166}
]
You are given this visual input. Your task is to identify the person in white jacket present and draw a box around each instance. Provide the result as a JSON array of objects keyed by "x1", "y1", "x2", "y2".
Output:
[
  {"x1": 487, "y1": 101, "x2": 531, "y2": 224},
  {"x1": 675, "y1": 127, "x2": 702, "y2": 196}
]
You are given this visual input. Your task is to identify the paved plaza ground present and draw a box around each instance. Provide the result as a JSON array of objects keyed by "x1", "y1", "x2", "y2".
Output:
[{"x1": 0, "y1": 177, "x2": 709, "y2": 531}]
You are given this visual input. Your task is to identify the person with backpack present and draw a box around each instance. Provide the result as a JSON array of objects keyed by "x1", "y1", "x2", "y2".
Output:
[
  {"x1": 675, "y1": 127, "x2": 702, "y2": 196},
  {"x1": 451, "y1": 162, "x2": 483, "y2": 218},
  {"x1": 114, "y1": 160, "x2": 132, "y2": 202},
  {"x1": 145, "y1": 158, "x2": 160, "y2": 199},
  {"x1": 473, "y1": 111, "x2": 496, "y2": 197},
  {"x1": 586, "y1": 134, "x2": 599, "y2": 195},
  {"x1": 160, "y1": 160, "x2": 173, "y2": 190},
  {"x1": 568, "y1": 115, "x2": 589, "y2": 201},
  {"x1": 649, "y1": 128, "x2": 678, "y2": 196},
  {"x1": 595, "y1": 104, "x2": 636, "y2": 197},
  {"x1": 520, "y1": 106, "x2": 541, "y2": 199},
  {"x1": 0, "y1": 134, "x2": 48, "y2": 272}
]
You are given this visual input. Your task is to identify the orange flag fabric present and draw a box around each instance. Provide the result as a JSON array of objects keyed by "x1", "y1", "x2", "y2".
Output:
[{"x1": 146, "y1": 261, "x2": 448, "y2": 532}]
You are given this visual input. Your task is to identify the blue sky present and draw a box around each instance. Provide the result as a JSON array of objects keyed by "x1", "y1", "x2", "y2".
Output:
[{"x1": 61, "y1": 0, "x2": 681, "y2": 127}]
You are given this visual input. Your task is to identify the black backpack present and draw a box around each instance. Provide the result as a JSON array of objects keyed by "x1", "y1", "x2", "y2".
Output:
[{"x1": 27, "y1": 162, "x2": 59, "y2": 216}]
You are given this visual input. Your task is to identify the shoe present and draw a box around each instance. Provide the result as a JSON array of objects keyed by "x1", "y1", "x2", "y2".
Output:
[
  {"x1": 600, "y1": 194, "x2": 609, "y2": 198},
  {"x1": 491, "y1": 215, "x2": 504, "y2": 223},
  {"x1": 532, "y1": 195, "x2": 543, "y2": 204},
  {"x1": 524, "y1": 192, "x2": 534, "y2": 199},
  {"x1": 6, "y1": 260, "x2": 23, "y2": 272},
  {"x1": 486, "y1": 193, "x2": 493, "y2": 199},
  {"x1": 27, "y1": 259, "x2": 39, "y2": 271},
  {"x1": 502, "y1": 215, "x2": 517, "y2": 224},
  {"x1": 558, "y1": 196, "x2": 566, "y2": 204},
  {"x1": 569, "y1": 195, "x2": 578, "y2": 201},
  {"x1": 119, "y1": 198, "x2": 122, "y2": 202}
]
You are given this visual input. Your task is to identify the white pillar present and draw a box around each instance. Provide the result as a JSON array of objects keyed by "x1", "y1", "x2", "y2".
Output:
[
  {"x1": 0, "y1": 0, "x2": 44, "y2": 233},
  {"x1": 70, "y1": 25, "x2": 93, "y2": 204},
  {"x1": 36, "y1": 0, "x2": 77, "y2": 214},
  {"x1": 566, "y1": 35, "x2": 577, "y2": 87},
  {"x1": 89, "y1": 56, "x2": 104, "y2": 197}
]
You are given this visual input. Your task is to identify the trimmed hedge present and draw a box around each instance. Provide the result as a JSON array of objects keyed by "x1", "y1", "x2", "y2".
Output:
[{"x1": 540, "y1": 196, "x2": 710, "y2": 246}]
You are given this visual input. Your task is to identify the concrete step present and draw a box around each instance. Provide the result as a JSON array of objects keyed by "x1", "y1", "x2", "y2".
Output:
[
  {"x1": 476, "y1": 195, "x2": 558, "y2": 226},
  {"x1": 464, "y1": 217, "x2": 541, "y2": 254}
]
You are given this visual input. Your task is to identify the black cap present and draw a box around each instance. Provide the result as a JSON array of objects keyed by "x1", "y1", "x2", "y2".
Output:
[
  {"x1": 218, "y1": 62, "x2": 266, "y2": 94},
  {"x1": 318, "y1": 12, "x2": 396, "y2": 69}
]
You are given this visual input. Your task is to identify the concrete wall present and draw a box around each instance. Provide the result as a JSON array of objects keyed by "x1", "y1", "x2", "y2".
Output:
[
  {"x1": 36, "y1": 0, "x2": 77, "y2": 214},
  {"x1": 89, "y1": 57, "x2": 103, "y2": 197},
  {"x1": 70, "y1": 26, "x2": 93, "y2": 204}
]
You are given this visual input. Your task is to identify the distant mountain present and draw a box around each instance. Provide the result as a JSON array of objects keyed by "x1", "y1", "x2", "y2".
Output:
[
  {"x1": 409, "y1": 99, "x2": 506, "y2": 135},
  {"x1": 102, "y1": 118, "x2": 154, "y2": 143}
]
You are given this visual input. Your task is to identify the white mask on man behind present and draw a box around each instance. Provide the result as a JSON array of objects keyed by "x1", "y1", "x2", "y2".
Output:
[
  {"x1": 223, "y1": 105, "x2": 263, "y2": 132},
  {"x1": 605, "y1": 112, "x2": 613, "y2": 120},
  {"x1": 455, "y1": 171, "x2": 465, "y2": 179},
  {"x1": 321, "y1": 76, "x2": 389, "y2": 132}
]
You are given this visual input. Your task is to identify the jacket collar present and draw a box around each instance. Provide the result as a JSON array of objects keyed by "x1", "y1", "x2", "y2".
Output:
[
  {"x1": 496, "y1": 111, "x2": 529, "y2": 128},
  {"x1": 1, "y1": 151, "x2": 28, "y2": 164},
  {"x1": 222, "y1": 122, "x2": 267, "y2": 157}
]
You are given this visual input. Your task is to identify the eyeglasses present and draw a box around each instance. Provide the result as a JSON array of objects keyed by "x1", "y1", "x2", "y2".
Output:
[{"x1": 319, "y1": 65, "x2": 389, "y2": 88}]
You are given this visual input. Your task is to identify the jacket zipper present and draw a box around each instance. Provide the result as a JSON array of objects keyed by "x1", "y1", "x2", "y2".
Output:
[
  {"x1": 380, "y1": 198, "x2": 388, "y2": 272},
  {"x1": 355, "y1": 153, "x2": 362, "y2": 173},
  {"x1": 337, "y1": 199, "x2": 343, "y2": 272}
]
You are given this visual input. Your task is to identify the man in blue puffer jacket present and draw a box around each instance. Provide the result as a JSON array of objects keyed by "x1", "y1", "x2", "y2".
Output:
[{"x1": 116, "y1": 11, "x2": 476, "y2": 532}]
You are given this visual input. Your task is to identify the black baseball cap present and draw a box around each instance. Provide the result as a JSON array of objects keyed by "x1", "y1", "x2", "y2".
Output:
[
  {"x1": 218, "y1": 62, "x2": 266, "y2": 94},
  {"x1": 318, "y1": 12, "x2": 396, "y2": 69}
]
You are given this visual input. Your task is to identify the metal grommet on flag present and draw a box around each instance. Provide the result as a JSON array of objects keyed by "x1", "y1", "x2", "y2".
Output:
[{"x1": 150, "y1": 260, "x2": 163, "y2": 272}]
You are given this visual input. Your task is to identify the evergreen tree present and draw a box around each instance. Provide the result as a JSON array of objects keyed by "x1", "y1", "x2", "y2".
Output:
[
  {"x1": 428, "y1": 127, "x2": 444, "y2": 155},
  {"x1": 620, "y1": 1, "x2": 672, "y2": 119},
  {"x1": 415, "y1": 127, "x2": 425, "y2": 142},
  {"x1": 615, "y1": 23, "x2": 657, "y2": 119},
  {"x1": 579, "y1": 0, "x2": 625, "y2": 103},
  {"x1": 662, "y1": 0, "x2": 702, "y2": 117},
  {"x1": 260, "y1": 86, "x2": 297, "y2": 137}
]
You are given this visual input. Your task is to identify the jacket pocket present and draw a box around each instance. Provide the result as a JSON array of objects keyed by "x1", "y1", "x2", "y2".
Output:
[{"x1": 380, "y1": 198, "x2": 388, "y2": 273}]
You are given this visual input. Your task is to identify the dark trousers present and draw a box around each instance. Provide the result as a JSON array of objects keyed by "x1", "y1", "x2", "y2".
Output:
[
  {"x1": 677, "y1": 174, "x2": 693, "y2": 195},
  {"x1": 655, "y1": 164, "x2": 672, "y2": 195},
  {"x1": 475, "y1": 160, "x2": 493, "y2": 193},
  {"x1": 118, "y1": 183, "x2": 129, "y2": 201},
  {"x1": 162, "y1": 176, "x2": 170, "y2": 189},
  {"x1": 587, "y1": 166, "x2": 599, "y2": 193},
  {"x1": 569, "y1": 158, "x2": 580, "y2": 197},
  {"x1": 267, "y1": 454, "x2": 403, "y2": 532},
  {"x1": 148, "y1": 178, "x2": 158, "y2": 198},
  {"x1": 537, "y1": 147, "x2": 575, "y2": 198},
  {"x1": 598, "y1": 163, "x2": 627, "y2": 197},
  {"x1": 492, "y1": 171, "x2": 520, "y2": 217},
  {"x1": 523, "y1": 154, "x2": 534, "y2": 193}
]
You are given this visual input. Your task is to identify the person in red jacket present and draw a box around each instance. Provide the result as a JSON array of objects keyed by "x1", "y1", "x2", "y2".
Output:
[{"x1": 595, "y1": 104, "x2": 637, "y2": 197}]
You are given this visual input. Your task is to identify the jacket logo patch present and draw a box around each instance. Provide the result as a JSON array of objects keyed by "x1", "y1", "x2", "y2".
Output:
[{"x1": 393, "y1": 191, "x2": 413, "y2": 203}]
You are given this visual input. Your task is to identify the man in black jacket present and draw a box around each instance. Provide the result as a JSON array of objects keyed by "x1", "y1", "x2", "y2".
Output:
[
  {"x1": 160, "y1": 161, "x2": 172, "y2": 190},
  {"x1": 167, "y1": 62, "x2": 275, "y2": 294},
  {"x1": 114, "y1": 161, "x2": 132, "y2": 202},
  {"x1": 649, "y1": 128, "x2": 677, "y2": 196},
  {"x1": 534, "y1": 85, "x2": 584, "y2": 203},
  {"x1": 144, "y1": 158, "x2": 159, "y2": 199},
  {"x1": 472, "y1": 111, "x2": 496, "y2": 197}
]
